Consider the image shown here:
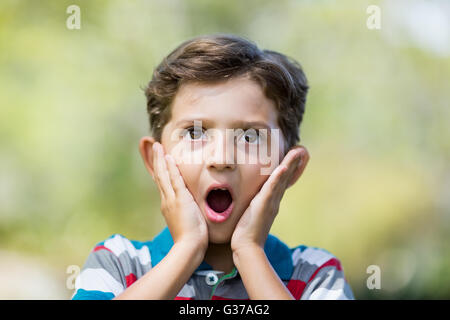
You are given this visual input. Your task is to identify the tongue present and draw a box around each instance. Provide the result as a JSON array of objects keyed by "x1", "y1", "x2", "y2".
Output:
[{"x1": 207, "y1": 189, "x2": 232, "y2": 213}]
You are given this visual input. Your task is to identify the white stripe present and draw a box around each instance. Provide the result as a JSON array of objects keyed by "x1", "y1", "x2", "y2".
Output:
[
  {"x1": 177, "y1": 283, "x2": 196, "y2": 298},
  {"x1": 136, "y1": 245, "x2": 151, "y2": 266},
  {"x1": 291, "y1": 247, "x2": 302, "y2": 266},
  {"x1": 300, "y1": 247, "x2": 334, "y2": 267},
  {"x1": 308, "y1": 287, "x2": 348, "y2": 300},
  {"x1": 104, "y1": 234, "x2": 151, "y2": 266},
  {"x1": 75, "y1": 268, "x2": 124, "y2": 296}
]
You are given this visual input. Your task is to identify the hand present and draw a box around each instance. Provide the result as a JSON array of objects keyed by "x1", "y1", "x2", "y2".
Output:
[
  {"x1": 152, "y1": 142, "x2": 209, "y2": 252},
  {"x1": 231, "y1": 147, "x2": 304, "y2": 254}
]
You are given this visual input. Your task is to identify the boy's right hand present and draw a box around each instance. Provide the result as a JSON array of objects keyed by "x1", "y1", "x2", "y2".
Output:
[{"x1": 152, "y1": 142, "x2": 209, "y2": 253}]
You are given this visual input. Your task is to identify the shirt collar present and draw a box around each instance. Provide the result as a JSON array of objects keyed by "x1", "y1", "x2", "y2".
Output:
[{"x1": 148, "y1": 226, "x2": 293, "y2": 280}]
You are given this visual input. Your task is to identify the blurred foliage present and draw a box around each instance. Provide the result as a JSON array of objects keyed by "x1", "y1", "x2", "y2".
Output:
[{"x1": 0, "y1": 0, "x2": 449, "y2": 299}]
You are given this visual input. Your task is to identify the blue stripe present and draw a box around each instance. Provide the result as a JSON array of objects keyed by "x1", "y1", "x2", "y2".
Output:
[
  {"x1": 130, "y1": 239, "x2": 149, "y2": 250},
  {"x1": 72, "y1": 289, "x2": 115, "y2": 300}
]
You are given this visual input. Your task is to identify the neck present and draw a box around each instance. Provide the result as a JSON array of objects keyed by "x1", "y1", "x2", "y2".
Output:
[{"x1": 204, "y1": 242, "x2": 235, "y2": 274}]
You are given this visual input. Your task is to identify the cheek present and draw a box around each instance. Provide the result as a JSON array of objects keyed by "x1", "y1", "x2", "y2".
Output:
[
  {"x1": 168, "y1": 140, "x2": 205, "y2": 162},
  {"x1": 176, "y1": 163, "x2": 202, "y2": 195},
  {"x1": 239, "y1": 165, "x2": 270, "y2": 203}
]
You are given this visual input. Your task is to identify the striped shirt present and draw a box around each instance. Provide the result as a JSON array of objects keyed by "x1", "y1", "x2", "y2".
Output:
[{"x1": 72, "y1": 227, "x2": 354, "y2": 300}]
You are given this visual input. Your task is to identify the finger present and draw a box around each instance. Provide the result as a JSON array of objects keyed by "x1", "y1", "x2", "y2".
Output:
[
  {"x1": 257, "y1": 163, "x2": 288, "y2": 200},
  {"x1": 258, "y1": 149, "x2": 301, "y2": 201},
  {"x1": 268, "y1": 149, "x2": 300, "y2": 188},
  {"x1": 152, "y1": 143, "x2": 166, "y2": 201},
  {"x1": 276, "y1": 149, "x2": 302, "y2": 184},
  {"x1": 165, "y1": 154, "x2": 188, "y2": 195},
  {"x1": 153, "y1": 143, "x2": 175, "y2": 199},
  {"x1": 280, "y1": 148, "x2": 302, "y2": 172}
]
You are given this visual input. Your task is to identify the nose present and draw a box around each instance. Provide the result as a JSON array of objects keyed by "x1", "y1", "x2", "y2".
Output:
[{"x1": 205, "y1": 130, "x2": 236, "y2": 171}]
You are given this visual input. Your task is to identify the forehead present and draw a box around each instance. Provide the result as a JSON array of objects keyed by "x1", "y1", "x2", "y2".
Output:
[{"x1": 169, "y1": 77, "x2": 279, "y2": 127}]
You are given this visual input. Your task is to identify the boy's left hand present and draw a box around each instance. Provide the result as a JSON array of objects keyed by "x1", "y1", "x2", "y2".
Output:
[{"x1": 231, "y1": 147, "x2": 304, "y2": 254}]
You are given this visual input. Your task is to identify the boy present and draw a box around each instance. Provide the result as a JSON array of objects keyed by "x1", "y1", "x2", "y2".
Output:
[{"x1": 72, "y1": 34, "x2": 354, "y2": 300}]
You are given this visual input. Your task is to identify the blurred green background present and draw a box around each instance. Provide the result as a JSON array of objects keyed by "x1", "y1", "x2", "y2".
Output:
[{"x1": 0, "y1": 0, "x2": 449, "y2": 299}]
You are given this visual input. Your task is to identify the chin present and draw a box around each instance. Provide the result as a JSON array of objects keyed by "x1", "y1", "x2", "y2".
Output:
[{"x1": 207, "y1": 228, "x2": 233, "y2": 245}]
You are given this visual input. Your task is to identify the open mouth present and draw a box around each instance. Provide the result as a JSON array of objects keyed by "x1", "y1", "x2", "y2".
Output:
[
  {"x1": 204, "y1": 185, "x2": 234, "y2": 223},
  {"x1": 207, "y1": 188, "x2": 233, "y2": 213}
]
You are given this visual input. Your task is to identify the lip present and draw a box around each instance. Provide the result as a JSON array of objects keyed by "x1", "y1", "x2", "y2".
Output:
[{"x1": 204, "y1": 183, "x2": 234, "y2": 223}]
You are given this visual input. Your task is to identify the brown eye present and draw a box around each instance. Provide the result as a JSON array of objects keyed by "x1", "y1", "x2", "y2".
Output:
[{"x1": 185, "y1": 126, "x2": 205, "y2": 140}]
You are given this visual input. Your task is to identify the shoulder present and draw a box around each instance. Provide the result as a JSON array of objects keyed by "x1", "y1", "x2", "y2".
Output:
[
  {"x1": 72, "y1": 234, "x2": 152, "y2": 300},
  {"x1": 288, "y1": 244, "x2": 355, "y2": 300},
  {"x1": 90, "y1": 233, "x2": 152, "y2": 266},
  {"x1": 291, "y1": 244, "x2": 341, "y2": 273}
]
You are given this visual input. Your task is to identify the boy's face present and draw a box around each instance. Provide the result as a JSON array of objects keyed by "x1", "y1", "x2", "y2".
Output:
[{"x1": 144, "y1": 76, "x2": 295, "y2": 244}]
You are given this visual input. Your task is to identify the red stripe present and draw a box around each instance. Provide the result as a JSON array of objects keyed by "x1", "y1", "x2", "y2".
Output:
[
  {"x1": 308, "y1": 258, "x2": 342, "y2": 283},
  {"x1": 92, "y1": 245, "x2": 113, "y2": 254},
  {"x1": 286, "y1": 279, "x2": 307, "y2": 300},
  {"x1": 125, "y1": 273, "x2": 137, "y2": 287},
  {"x1": 175, "y1": 296, "x2": 194, "y2": 300}
]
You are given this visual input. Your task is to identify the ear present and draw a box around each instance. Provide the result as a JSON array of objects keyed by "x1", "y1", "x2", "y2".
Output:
[
  {"x1": 286, "y1": 145, "x2": 310, "y2": 189},
  {"x1": 139, "y1": 136, "x2": 157, "y2": 179}
]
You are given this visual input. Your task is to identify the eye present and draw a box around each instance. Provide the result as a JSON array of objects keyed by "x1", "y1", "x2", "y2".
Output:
[
  {"x1": 183, "y1": 126, "x2": 207, "y2": 141},
  {"x1": 238, "y1": 129, "x2": 260, "y2": 144}
]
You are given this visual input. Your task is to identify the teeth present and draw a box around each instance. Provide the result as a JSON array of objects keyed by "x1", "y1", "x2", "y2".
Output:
[{"x1": 214, "y1": 187, "x2": 228, "y2": 191}]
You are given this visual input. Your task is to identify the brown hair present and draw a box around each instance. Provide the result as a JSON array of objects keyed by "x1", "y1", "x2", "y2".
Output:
[{"x1": 144, "y1": 33, "x2": 308, "y2": 151}]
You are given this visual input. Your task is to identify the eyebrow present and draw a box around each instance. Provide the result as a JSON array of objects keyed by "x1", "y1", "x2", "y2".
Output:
[
  {"x1": 174, "y1": 118, "x2": 272, "y2": 130},
  {"x1": 235, "y1": 120, "x2": 272, "y2": 130}
]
